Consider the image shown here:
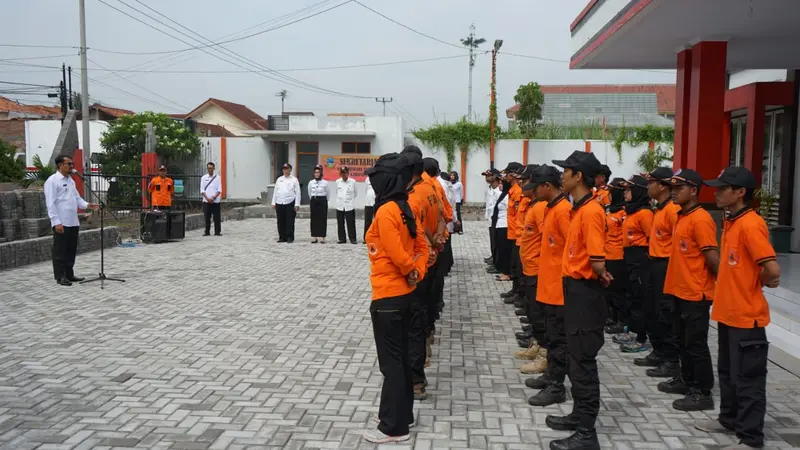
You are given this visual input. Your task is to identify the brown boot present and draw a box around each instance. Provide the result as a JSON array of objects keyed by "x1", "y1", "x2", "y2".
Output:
[
  {"x1": 513, "y1": 340, "x2": 540, "y2": 360},
  {"x1": 520, "y1": 349, "x2": 548, "y2": 374},
  {"x1": 413, "y1": 383, "x2": 427, "y2": 400}
]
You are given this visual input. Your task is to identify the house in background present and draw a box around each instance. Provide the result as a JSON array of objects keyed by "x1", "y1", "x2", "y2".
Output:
[
  {"x1": 88, "y1": 103, "x2": 134, "y2": 121},
  {"x1": 506, "y1": 84, "x2": 676, "y2": 129},
  {"x1": 171, "y1": 98, "x2": 269, "y2": 137},
  {"x1": 0, "y1": 96, "x2": 61, "y2": 121}
]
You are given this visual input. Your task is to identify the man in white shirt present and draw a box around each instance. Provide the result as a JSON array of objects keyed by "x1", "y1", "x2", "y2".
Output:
[
  {"x1": 44, "y1": 154, "x2": 99, "y2": 286},
  {"x1": 363, "y1": 175, "x2": 376, "y2": 242},
  {"x1": 483, "y1": 169, "x2": 501, "y2": 264},
  {"x1": 271, "y1": 163, "x2": 301, "y2": 243},
  {"x1": 335, "y1": 166, "x2": 358, "y2": 244},
  {"x1": 201, "y1": 162, "x2": 223, "y2": 236}
]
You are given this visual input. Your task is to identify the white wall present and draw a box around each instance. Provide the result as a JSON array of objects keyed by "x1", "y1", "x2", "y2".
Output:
[
  {"x1": 728, "y1": 69, "x2": 788, "y2": 90},
  {"x1": 193, "y1": 103, "x2": 251, "y2": 136},
  {"x1": 24, "y1": 120, "x2": 109, "y2": 167},
  {"x1": 225, "y1": 137, "x2": 271, "y2": 201}
]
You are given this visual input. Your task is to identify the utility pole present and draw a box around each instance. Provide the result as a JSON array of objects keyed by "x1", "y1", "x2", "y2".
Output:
[
  {"x1": 68, "y1": 66, "x2": 73, "y2": 109},
  {"x1": 275, "y1": 89, "x2": 287, "y2": 114},
  {"x1": 489, "y1": 39, "x2": 503, "y2": 170},
  {"x1": 78, "y1": 0, "x2": 91, "y2": 195},
  {"x1": 375, "y1": 97, "x2": 393, "y2": 116},
  {"x1": 461, "y1": 24, "x2": 486, "y2": 121},
  {"x1": 61, "y1": 64, "x2": 68, "y2": 117}
]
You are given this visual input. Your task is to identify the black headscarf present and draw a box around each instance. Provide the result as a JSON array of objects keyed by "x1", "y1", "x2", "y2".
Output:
[
  {"x1": 365, "y1": 153, "x2": 416, "y2": 238},
  {"x1": 423, "y1": 157, "x2": 440, "y2": 177},
  {"x1": 608, "y1": 177, "x2": 626, "y2": 213},
  {"x1": 439, "y1": 172, "x2": 450, "y2": 182},
  {"x1": 312, "y1": 164, "x2": 323, "y2": 180},
  {"x1": 625, "y1": 175, "x2": 651, "y2": 215}
]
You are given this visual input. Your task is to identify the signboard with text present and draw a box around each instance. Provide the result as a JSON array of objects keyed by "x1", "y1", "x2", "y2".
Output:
[{"x1": 321, "y1": 154, "x2": 380, "y2": 181}]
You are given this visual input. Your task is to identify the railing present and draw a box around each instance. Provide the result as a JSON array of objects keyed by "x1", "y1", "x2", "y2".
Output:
[
  {"x1": 268, "y1": 115, "x2": 289, "y2": 130},
  {"x1": 81, "y1": 172, "x2": 206, "y2": 211}
]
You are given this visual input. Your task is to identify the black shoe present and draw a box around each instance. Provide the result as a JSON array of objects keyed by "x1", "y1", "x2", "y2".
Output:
[
  {"x1": 633, "y1": 351, "x2": 664, "y2": 367},
  {"x1": 515, "y1": 309, "x2": 526, "y2": 316},
  {"x1": 525, "y1": 375, "x2": 550, "y2": 390},
  {"x1": 521, "y1": 324, "x2": 533, "y2": 333},
  {"x1": 500, "y1": 290, "x2": 515, "y2": 298},
  {"x1": 337, "y1": 241, "x2": 346, "y2": 244},
  {"x1": 604, "y1": 322, "x2": 625, "y2": 334},
  {"x1": 277, "y1": 239, "x2": 286, "y2": 243},
  {"x1": 673, "y1": 389, "x2": 714, "y2": 412},
  {"x1": 646, "y1": 361, "x2": 679, "y2": 378},
  {"x1": 503, "y1": 296, "x2": 517, "y2": 305},
  {"x1": 605, "y1": 317, "x2": 615, "y2": 327},
  {"x1": 545, "y1": 413, "x2": 579, "y2": 431},
  {"x1": 658, "y1": 376, "x2": 689, "y2": 395},
  {"x1": 484, "y1": 257, "x2": 493, "y2": 263},
  {"x1": 215, "y1": 233, "x2": 222, "y2": 236},
  {"x1": 67, "y1": 276, "x2": 85, "y2": 282},
  {"x1": 57, "y1": 278, "x2": 73, "y2": 286},
  {"x1": 204, "y1": 233, "x2": 211, "y2": 236},
  {"x1": 519, "y1": 317, "x2": 531, "y2": 324},
  {"x1": 286, "y1": 239, "x2": 293, "y2": 243},
  {"x1": 517, "y1": 337, "x2": 532, "y2": 348},
  {"x1": 515, "y1": 331, "x2": 533, "y2": 340},
  {"x1": 486, "y1": 267, "x2": 500, "y2": 274},
  {"x1": 528, "y1": 383, "x2": 567, "y2": 407},
  {"x1": 350, "y1": 240, "x2": 358, "y2": 244},
  {"x1": 513, "y1": 298, "x2": 525, "y2": 309},
  {"x1": 549, "y1": 427, "x2": 600, "y2": 450}
]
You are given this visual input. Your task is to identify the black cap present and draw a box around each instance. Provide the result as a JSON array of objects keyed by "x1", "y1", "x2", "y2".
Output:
[
  {"x1": 552, "y1": 151, "x2": 603, "y2": 179},
  {"x1": 314, "y1": 164, "x2": 323, "y2": 170},
  {"x1": 158, "y1": 165, "x2": 167, "y2": 171},
  {"x1": 703, "y1": 166, "x2": 757, "y2": 189},
  {"x1": 642, "y1": 167, "x2": 673, "y2": 182},
  {"x1": 530, "y1": 164, "x2": 562, "y2": 186},
  {"x1": 666, "y1": 168, "x2": 703, "y2": 187},
  {"x1": 600, "y1": 164, "x2": 612, "y2": 178},
  {"x1": 620, "y1": 175, "x2": 648, "y2": 189},
  {"x1": 340, "y1": 166, "x2": 349, "y2": 173},
  {"x1": 503, "y1": 162, "x2": 524, "y2": 175},
  {"x1": 282, "y1": 163, "x2": 292, "y2": 169},
  {"x1": 608, "y1": 177, "x2": 627, "y2": 190},
  {"x1": 521, "y1": 164, "x2": 539, "y2": 180}
]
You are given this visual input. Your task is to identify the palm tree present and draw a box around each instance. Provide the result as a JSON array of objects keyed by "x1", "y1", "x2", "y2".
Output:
[{"x1": 461, "y1": 24, "x2": 486, "y2": 120}]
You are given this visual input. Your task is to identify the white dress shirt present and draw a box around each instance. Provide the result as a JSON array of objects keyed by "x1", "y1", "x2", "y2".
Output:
[
  {"x1": 452, "y1": 181, "x2": 463, "y2": 203},
  {"x1": 485, "y1": 185, "x2": 498, "y2": 223},
  {"x1": 364, "y1": 177, "x2": 376, "y2": 208},
  {"x1": 336, "y1": 177, "x2": 357, "y2": 211},
  {"x1": 44, "y1": 172, "x2": 88, "y2": 227},
  {"x1": 200, "y1": 173, "x2": 222, "y2": 203},
  {"x1": 495, "y1": 193, "x2": 509, "y2": 228},
  {"x1": 272, "y1": 175, "x2": 302, "y2": 206},
  {"x1": 437, "y1": 177, "x2": 457, "y2": 211},
  {"x1": 307, "y1": 179, "x2": 329, "y2": 198}
]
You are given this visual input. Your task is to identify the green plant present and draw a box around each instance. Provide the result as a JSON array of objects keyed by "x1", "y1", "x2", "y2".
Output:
[
  {"x1": 412, "y1": 118, "x2": 491, "y2": 171},
  {"x1": 25, "y1": 154, "x2": 57, "y2": 187},
  {"x1": 0, "y1": 138, "x2": 25, "y2": 183},
  {"x1": 513, "y1": 82, "x2": 545, "y2": 138},
  {"x1": 636, "y1": 144, "x2": 674, "y2": 173},
  {"x1": 755, "y1": 188, "x2": 778, "y2": 223},
  {"x1": 612, "y1": 124, "x2": 674, "y2": 162}
]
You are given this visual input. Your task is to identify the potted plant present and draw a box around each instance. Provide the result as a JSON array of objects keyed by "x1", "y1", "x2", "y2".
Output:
[{"x1": 755, "y1": 188, "x2": 793, "y2": 253}]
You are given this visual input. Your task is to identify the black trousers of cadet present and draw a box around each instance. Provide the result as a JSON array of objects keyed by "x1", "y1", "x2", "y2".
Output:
[
  {"x1": 203, "y1": 202, "x2": 221, "y2": 235},
  {"x1": 544, "y1": 303, "x2": 567, "y2": 384},
  {"x1": 455, "y1": 202, "x2": 463, "y2": 225},
  {"x1": 275, "y1": 202, "x2": 296, "y2": 242},
  {"x1": 52, "y1": 226, "x2": 80, "y2": 280},
  {"x1": 605, "y1": 260, "x2": 629, "y2": 326},
  {"x1": 510, "y1": 245, "x2": 524, "y2": 296},
  {"x1": 523, "y1": 276, "x2": 546, "y2": 345},
  {"x1": 624, "y1": 246, "x2": 652, "y2": 343},
  {"x1": 364, "y1": 206, "x2": 374, "y2": 240},
  {"x1": 650, "y1": 258, "x2": 679, "y2": 361},
  {"x1": 675, "y1": 296, "x2": 714, "y2": 392},
  {"x1": 337, "y1": 209, "x2": 357, "y2": 242},
  {"x1": 370, "y1": 294, "x2": 415, "y2": 437},
  {"x1": 488, "y1": 226, "x2": 496, "y2": 261},
  {"x1": 563, "y1": 277, "x2": 607, "y2": 430},
  {"x1": 717, "y1": 324, "x2": 769, "y2": 448},
  {"x1": 309, "y1": 197, "x2": 328, "y2": 238},
  {"x1": 408, "y1": 281, "x2": 430, "y2": 387},
  {"x1": 493, "y1": 228, "x2": 512, "y2": 274}
]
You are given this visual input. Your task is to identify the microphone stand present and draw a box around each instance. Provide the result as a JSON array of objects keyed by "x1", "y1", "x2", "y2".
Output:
[{"x1": 74, "y1": 170, "x2": 125, "y2": 289}]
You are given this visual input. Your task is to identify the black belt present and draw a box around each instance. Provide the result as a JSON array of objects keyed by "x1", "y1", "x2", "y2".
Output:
[{"x1": 311, "y1": 196, "x2": 327, "y2": 199}]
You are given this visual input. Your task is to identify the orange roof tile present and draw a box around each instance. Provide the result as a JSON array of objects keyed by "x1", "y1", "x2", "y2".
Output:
[
  {"x1": 91, "y1": 103, "x2": 134, "y2": 118},
  {"x1": 0, "y1": 96, "x2": 61, "y2": 118}
]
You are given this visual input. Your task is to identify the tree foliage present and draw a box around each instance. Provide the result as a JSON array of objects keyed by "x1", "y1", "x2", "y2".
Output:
[
  {"x1": 0, "y1": 138, "x2": 25, "y2": 183},
  {"x1": 613, "y1": 124, "x2": 674, "y2": 162},
  {"x1": 636, "y1": 145, "x2": 674, "y2": 173},
  {"x1": 513, "y1": 82, "x2": 545, "y2": 138},
  {"x1": 412, "y1": 118, "x2": 492, "y2": 171}
]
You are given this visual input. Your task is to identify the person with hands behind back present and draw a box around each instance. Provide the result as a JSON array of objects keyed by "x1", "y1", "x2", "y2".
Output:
[
  {"x1": 271, "y1": 163, "x2": 302, "y2": 243},
  {"x1": 694, "y1": 167, "x2": 780, "y2": 450},
  {"x1": 362, "y1": 152, "x2": 429, "y2": 445}
]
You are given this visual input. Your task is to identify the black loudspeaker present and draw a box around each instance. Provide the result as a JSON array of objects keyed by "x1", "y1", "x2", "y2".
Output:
[
  {"x1": 167, "y1": 211, "x2": 185, "y2": 240},
  {"x1": 140, "y1": 211, "x2": 168, "y2": 243}
]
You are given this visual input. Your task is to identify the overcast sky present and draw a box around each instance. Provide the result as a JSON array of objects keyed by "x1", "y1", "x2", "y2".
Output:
[{"x1": 1, "y1": 0, "x2": 674, "y2": 128}]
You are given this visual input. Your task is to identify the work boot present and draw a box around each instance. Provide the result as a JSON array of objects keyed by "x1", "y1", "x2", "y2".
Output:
[
  {"x1": 486, "y1": 267, "x2": 500, "y2": 274},
  {"x1": 484, "y1": 256, "x2": 493, "y2": 263},
  {"x1": 634, "y1": 351, "x2": 664, "y2": 367},
  {"x1": 513, "y1": 298, "x2": 525, "y2": 309},
  {"x1": 519, "y1": 317, "x2": 530, "y2": 324},
  {"x1": 520, "y1": 349, "x2": 547, "y2": 374},
  {"x1": 413, "y1": 383, "x2": 427, "y2": 400},
  {"x1": 657, "y1": 376, "x2": 689, "y2": 395},
  {"x1": 646, "y1": 361, "x2": 679, "y2": 378},
  {"x1": 503, "y1": 295, "x2": 517, "y2": 305},
  {"x1": 525, "y1": 374, "x2": 550, "y2": 390},
  {"x1": 515, "y1": 308, "x2": 526, "y2": 316},
  {"x1": 521, "y1": 324, "x2": 533, "y2": 333},
  {"x1": 620, "y1": 340, "x2": 650, "y2": 353},
  {"x1": 612, "y1": 331, "x2": 636, "y2": 345},
  {"x1": 604, "y1": 322, "x2": 625, "y2": 334},
  {"x1": 517, "y1": 336, "x2": 532, "y2": 348},
  {"x1": 513, "y1": 340, "x2": 540, "y2": 360},
  {"x1": 515, "y1": 330, "x2": 533, "y2": 340},
  {"x1": 500, "y1": 290, "x2": 515, "y2": 298},
  {"x1": 545, "y1": 413, "x2": 579, "y2": 431},
  {"x1": 673, "y1": 389, "x2": 714, "y2": 412},
  {"x1": 694, "y1": 419, "x2": 735, "y2": 434},
  {"x1": 527, "y1": 382, "x2": 566, "y2": 406},
  {"x1": 548, "y1": 427, "x2": 600, "y2": 450}
]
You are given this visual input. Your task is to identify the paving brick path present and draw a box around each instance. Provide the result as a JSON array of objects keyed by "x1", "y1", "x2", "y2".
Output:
[{"x1": 1, "y1": 219, "x2": 799, "y2": 449}]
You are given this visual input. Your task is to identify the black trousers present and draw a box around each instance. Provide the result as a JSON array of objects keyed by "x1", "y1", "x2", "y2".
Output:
[
  {"x1": 606, "y1": 259, "x2": 628, "y2": 325},
  {"x1": 564, "y1": 277, "x2": 607, "y2": 430},
  {"x1": 52, "y1": 226, "x2": 79, "y2": 280},
  {"x1": 624, "y1": 246, "x2": 652, "y2": 343},
  {"x1": 275, "y1": 202, "x2": 296, "y2": 242},
  {"x1": 544, "y1": 303, "x2": 567, "y2": 384},
  {"x1": 370, "y1": 294, "x2": 415, "y2": 437},
  {"x1": 650, "y1": 258, "x2": 679, "y2": 361},
  {"x1": 364, "y1": 206, "x2": 375, "y2": 240},
  {"x1": 455, "y1": 202, "x2": 462, "y2": 225},
  {"x1": 203, "y1": 202, "x2": 221, "y2": 235},
  {"x1": 523, "y1": 276, "x2": 546, "y2": 345},
  {"x1": 488, "y1": 226, "x2": 496, "y2": 260},
  {"x1": 675, "y1": 296, "x2": 714, "y2": 392},
  {"x1": 309, "y1": 197, "x2": 327, "y2": 238},
  {"x1": 337, "y1": 209, "x2": 356, "y2": 242},
  {"x1": 493, "y1": 228, "x2": 512, "y2": 274},
  {"x1": 410, "y1": 267, "x2": 435, "y2": 386},
  {"x1": 718, "y1": 323, "x2": 768, "y2": 448},
  {"x1": 510, "y1": 245, "x2": 523, "y2": 295}
]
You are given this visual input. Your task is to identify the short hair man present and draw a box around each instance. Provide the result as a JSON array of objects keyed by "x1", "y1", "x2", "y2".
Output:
[
  {"x1": 148, "y1": 165, "x2": 174, "y2": 210},
  {"x1": 201, "y1": 162, "x2": 223, "y2": 236}
]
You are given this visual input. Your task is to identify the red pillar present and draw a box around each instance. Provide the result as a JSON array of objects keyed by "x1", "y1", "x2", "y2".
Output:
[
  {"x1": 673, "y1": 49, "x2": 692, "y2": 170},
  {"x1": 141, "y1": 153, "x2": 158, "y2": 209},
  {"x1": 686, "y1": 41, "x2": 728, "y2": 203}
]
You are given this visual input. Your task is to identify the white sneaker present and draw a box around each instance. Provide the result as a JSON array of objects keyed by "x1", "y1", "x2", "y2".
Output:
[
  {"x1": 362, "y1": 429, "x2": 410, "y2": 443},
  {"x1": 373, "y1": 416, "x2": 417, "y2": 428}
]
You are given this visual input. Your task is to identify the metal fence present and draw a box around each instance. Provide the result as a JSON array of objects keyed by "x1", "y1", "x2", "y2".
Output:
[{"x1": 82, "y1": 172, "x2": 206, "y2": 211}]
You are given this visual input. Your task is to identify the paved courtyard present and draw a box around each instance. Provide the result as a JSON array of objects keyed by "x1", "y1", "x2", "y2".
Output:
[{"x1": 1, "y1": 218, "x2": 800, "y2": 450}]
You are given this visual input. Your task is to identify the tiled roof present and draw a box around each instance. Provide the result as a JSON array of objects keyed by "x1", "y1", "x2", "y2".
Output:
[
  {"x1": 506, "y1": 84, "x2": 676, "y2": 118},
  {"x1": 91, "y1": 103, "x2": 134, "y2": 118},
  {"x1": 0, "y1": 96, "x2": 61, "y2": 118},
  {"x1": 186, "y1": 98, "x2": 267, "y2": 130},
  {"x1": 168, "y1": 113, "x2": 186, "y2": 119}
]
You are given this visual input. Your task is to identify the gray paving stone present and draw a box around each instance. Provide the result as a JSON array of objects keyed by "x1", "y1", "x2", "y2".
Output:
[{"x1": 1, "y1": 219, "x2": 799, "y2": 449}]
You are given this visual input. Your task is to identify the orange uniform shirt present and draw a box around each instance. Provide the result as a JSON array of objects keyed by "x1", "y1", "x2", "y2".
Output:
[
  {"x1": 406, "y1": 179, "x2": 437, "y2": 266},
  {"x1": 623, "y1": 209, "x2": 653, "y2": 248},
  {"x1": 506, "y1": 183, "x2": 522, "y2": 241},
  {"x1": 366, "y1": 201, "x2": 429, "y2": 301},
  {"x1": 563, "y1": 194, "x2": 606, "y2": 279},
  {"x1": 649, "y1": 201, "x2": 680, "y2": 258},
  {"x1": 713, "y1": 209, "x2": 776, "y2": 328},
  {"x1": 605, "y1": 209, "x2": 626, "y2": 261},
  {"x1": 592, "y1": 187, "x2": 611, "y2": 208},
  {"x1": 148, "y1": 176, "x2": 174, "y2": 207},
  {"x1": 425, "y1": 173, "x2": 453, "y2": 223},
  {"x1": 664, "y1": 205, "x2": 718, "y2": 301},
  {"x1": 536, "y1": 195, "x2": 571, "y2": 305},
  {"x1": 515, "y1": 196, "x2": 532, "y2": 243},
  {"x1": 519, "y1": 200, "x2": 546, "y2": 276}
]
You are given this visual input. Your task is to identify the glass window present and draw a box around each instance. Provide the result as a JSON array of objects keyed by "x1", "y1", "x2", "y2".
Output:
[
  {"x1": 763, "y1": 114, "x2": 772, "y2": 190},
  {"x1": 771, "y1": 112, "x2": 783, "y2": 195},
  {"x1": 729, "y1": 119, "x2": 739, "y2": 166},
  {"x1": 737, "y1": 117, "x2": 746, "y2": 167}
]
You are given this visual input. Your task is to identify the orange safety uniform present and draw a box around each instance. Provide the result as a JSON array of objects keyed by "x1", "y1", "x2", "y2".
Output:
[
  {"x1": 713, "y1": 208, "x2": 776, "y2": 328},
  {"x1": 664, "y1": 204, "x2": 718, "y2": 301},
  {"x1": 605, "y1": 209, "x2": 626, "y2": 261},
  {"x1": 592, "y1": 186, "x2": 611, "y2": 208},
  {"x1": 366, "y1": 201, "x2": 429, "y2": 300},
  {"x1": 407, "y1": 176, "x2": 440, "y2": 264},
  {"x1": 519, "y1": 200, "x2": 546, "y2": 276},
  {"x1": 563, "y1": 194, "x2": 606, "y2": 279},
  {"x1": 148, "y1": 176, "x2": 174, "y2": 207},
  {"x1": 649, "y1": 200, "x2": 681, "y2": 258},
  {"x1": 623, "y1": 209, "x2": 653, "y2": 248},
  {"x1": 536, "y1": 194, "x2": 571, "y2": 305},
  {"x1": 506, "y1": 183, "x2": 522, "y2": 240},
  {"x1": 425, "y1": 173, "x2": 453, "y2": 223},
  {"x1": 515, "y1": 196, "x2": 532, "y2": 245}
]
